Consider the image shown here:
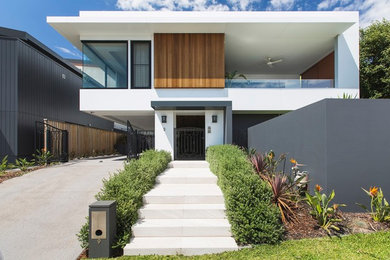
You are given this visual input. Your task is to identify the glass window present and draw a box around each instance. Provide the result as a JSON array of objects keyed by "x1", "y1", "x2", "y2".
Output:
[
  {"x1": 131, "y1": 41, "x2": 151, "y2": 89},
  {"x1": 82, "y1": 41, "x2": 128, "y2": 89}
]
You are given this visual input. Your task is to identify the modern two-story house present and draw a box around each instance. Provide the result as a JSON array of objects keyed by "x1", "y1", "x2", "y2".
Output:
[{"x1": 47, "y1": 11, "x2": 359, "y2": 160}]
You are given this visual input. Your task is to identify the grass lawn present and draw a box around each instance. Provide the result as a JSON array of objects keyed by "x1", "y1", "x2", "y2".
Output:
[{"x1": 110, "y1": 231, "x2": 390, "y2": 260}]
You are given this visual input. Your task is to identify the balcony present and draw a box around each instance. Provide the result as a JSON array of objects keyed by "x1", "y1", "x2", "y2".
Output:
[{"x1": 225, "y1": 79, "x2": 334, "y2": 89}]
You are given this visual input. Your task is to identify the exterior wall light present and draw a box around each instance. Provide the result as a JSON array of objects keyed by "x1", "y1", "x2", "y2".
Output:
[
  {"x1": 208, "y1": 126, "x2": 211, "y2": 133},
  {"x1": 161, "y1": 115, "x2": 167, "y2": 123},
  {"x1": 212, "y1": 115, "x2": 218, "y2": 123}
]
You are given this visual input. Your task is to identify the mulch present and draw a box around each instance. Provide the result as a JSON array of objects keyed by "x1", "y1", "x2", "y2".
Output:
[
  {"x1": 76, "y1": 249, "x2": 88, "y2": 260},
  {"x1": 0, "y1": 166, "x2": 45, "y2": 184},
  {"x1": 284, "y1": 202, "x2": 390, "y2": 240}
]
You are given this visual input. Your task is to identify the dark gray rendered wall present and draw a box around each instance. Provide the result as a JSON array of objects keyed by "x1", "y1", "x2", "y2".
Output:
[
  {"x1": 325, "y1": 100, "x2": 390, "y2": 211},
  {"x1": 233, "y1": 114, "x2": 278, "y2": 148},
  {"x1": 248, "y1": 99, "x2": 390, "y2": 211},
  {"x1": 16, "y1": 40, "x2": 115, "y2": 158},
  {"x1": 0, "y1": 38, "x2": 18, "y2": 161}
]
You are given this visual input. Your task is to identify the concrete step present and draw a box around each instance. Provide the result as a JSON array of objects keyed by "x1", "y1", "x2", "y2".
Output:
[
  {"x1": 124, "y1": 237, "x2": 238, "y2": 256},
  {"x1": 156, "y1": 168, "x2": 217, "y2": 184},
  {"x1": 139, "y1": 204, "x2": 226, "y2": 219},
  {"x1": 168, "y1": 161, "x2": 209, "y2": 168},
  {"x1": 143, "y1": 184, "x2": 224, "y2": 204},
  {"x1": 132, "y1": 219, "x2": 232, "y2": 237}
]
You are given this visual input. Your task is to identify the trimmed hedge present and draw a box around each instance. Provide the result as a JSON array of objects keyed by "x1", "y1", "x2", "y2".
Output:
[
  {"x1": 206, "y1": 145, "x2": 284, "y2": 245},
  {"x1": 77, "y1": 150, "x2": 171, "y2": 249}
]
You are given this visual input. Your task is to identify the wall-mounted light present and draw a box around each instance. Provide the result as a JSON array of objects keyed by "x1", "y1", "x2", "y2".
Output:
[
  {"x1": 161, "y1": 115, "x2": 167, "y2": 123},
  {"x1": 208, "y1": 126, "x2": 211, "y2": 133},
  {"x1": 212, "y1": 115, "x2": 218, "y2": 123}
]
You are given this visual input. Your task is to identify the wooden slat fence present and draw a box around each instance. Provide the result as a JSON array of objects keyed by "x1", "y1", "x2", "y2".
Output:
[{"x1": 48, "y1": 120, "x2": 124, "y2": 159}]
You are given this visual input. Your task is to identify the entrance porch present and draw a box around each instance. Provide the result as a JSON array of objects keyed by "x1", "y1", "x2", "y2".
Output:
[{"x1": 152, "y1": 101, "x2": 232, "y2": 160}]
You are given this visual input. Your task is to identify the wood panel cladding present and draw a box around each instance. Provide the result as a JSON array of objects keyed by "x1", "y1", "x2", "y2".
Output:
[
  {"x1": 154, "y1": 33, "x2": 225, "y2": 88},
  {"x1": 301, "y1": 52, "x2": 334, "y2": 79}
]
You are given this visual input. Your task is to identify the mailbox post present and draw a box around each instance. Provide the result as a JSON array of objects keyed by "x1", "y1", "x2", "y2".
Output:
[{"x1": 89, "y1": 200, "x2": 116, "y2": 258}]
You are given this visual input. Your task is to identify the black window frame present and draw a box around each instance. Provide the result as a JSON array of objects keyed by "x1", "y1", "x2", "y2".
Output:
[
  {"x1": 131, "y1": 41, "x2": 151, "y2": 89},
  {"x1": 81, "y1": 40, "x2": 129, "y2": 89}
]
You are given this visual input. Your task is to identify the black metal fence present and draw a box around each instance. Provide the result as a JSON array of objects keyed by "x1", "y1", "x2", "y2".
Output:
[
  {"x1": 35, "y1": 121, "x2": 69, "y2": 162},
  {"x1": 174, "y1": 127, "x2": 205, "y2": 160},
  {"x1": 127, "y1": 130, "x2": 155, "y2": 159}
]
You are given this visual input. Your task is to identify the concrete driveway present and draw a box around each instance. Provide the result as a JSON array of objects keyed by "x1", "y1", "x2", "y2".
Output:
[{"x1": 0, "y1": 156, "x2": 125, "y2": 260}]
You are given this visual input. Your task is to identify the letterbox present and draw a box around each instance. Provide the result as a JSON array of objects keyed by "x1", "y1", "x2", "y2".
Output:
[{"x1": 89, "y1": 200, "x2": 116, "y2": 258}]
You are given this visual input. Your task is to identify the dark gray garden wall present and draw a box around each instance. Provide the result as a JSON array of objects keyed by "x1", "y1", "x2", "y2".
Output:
[
  {"x1": 248, "y1": 99, "x2": 390, "y2": 211},
  {"x1": 233, "y1": 114, "x2": 279, "y2": 148}
]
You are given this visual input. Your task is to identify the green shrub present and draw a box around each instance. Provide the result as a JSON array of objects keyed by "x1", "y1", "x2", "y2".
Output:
[
  {"x1": 0, "y1": 155, "x2": 8, "y2": 176},
  {"x1": 15, "y1": 158, "x2": 35, "y2": 172},
  {"x1": 33, "y1": 149, "x2": 53, "y2": 166},
  {"x1": 77, "y1": 150, "x2": 171, "y2": 249},
  {"x1": 206, "y1": 145, "x2": 284, "y2": 245}
]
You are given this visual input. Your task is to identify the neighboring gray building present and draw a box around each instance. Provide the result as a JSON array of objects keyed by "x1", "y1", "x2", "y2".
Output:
[
  {"x1": 248, "y1": 99, "x2": 390, "y2": 211},
  {"x1": 0, "y1": 27, "x2": 115, "y2": 162}
]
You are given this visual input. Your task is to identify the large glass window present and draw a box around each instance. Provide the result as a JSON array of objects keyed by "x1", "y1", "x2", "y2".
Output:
[
  {"x1": 131, "y1": 41, "x2": 151, "y2": 89},
  {"x1": 82, "y1": 41, "x2": 128, "y2": 89}
]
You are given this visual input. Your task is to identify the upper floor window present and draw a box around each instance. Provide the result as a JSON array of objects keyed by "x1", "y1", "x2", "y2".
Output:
[
  {"x1": 82, "y1": 41, "x2": 128, "y2": 89},
  {"x1": 131, "y1": 41, "x2": 151, "y2": 89}
]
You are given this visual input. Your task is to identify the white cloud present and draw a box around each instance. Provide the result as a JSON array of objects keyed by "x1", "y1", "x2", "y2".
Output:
[
  {"x1": 116, "y1": 0, "x2": 233, "y2": 11},
  {"x1": 55, "y1": 46, "x2": 82, "y2": 58},
  {"x1": 317, "y1": 0, "x2": 390, "y2": 27},
  {"x1": 228, "y1": 0, "x2": 258, "y2": 11},
  {"x1": 268, "y1": 0, "x2": 295, "y2": 10},
  {"x1": 359, "y1": 0, "x2": 390, "y2": 27},
  {"x1": 317, "y1": 0, "x2": 352, "y2": 10}
]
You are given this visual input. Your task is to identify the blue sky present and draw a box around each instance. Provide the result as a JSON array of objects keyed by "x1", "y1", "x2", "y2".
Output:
[{"x1": 0, "y1": 0, "x2": 389, "y2": 59}]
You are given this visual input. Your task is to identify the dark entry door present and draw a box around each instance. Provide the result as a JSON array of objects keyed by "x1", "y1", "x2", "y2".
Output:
[
  {"x1": 175, "y1": 127, "x2": 205, "y2": 160},
  {"x1": 175, "y1": 115, "x2": 205, "y2": 160}
]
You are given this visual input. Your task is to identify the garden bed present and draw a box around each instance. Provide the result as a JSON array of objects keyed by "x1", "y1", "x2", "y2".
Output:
[
  {"x1": 284, "y1": 202, "x2": 390, "y2": 240},
  {"x1": 0, "y1": 166, "x2": 45, "y2": 184}
]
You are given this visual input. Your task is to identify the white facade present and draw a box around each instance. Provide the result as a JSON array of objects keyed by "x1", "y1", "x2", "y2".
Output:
[{"x1": 48, "y1": 11, "x2": 360, "y2": 159}]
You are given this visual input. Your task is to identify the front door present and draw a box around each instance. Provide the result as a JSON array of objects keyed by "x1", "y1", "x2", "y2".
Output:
[{"x1": 174, "y1": 115, "x2": 205, "y2": 160}]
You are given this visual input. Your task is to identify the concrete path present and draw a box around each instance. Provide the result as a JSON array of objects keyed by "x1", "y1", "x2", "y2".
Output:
[
  {"x1": 124, "y1": 161, "x2": 238, "y2": 256},
  {"x1": 0, "y1": 156, "x2": 125, "y2": 260}
]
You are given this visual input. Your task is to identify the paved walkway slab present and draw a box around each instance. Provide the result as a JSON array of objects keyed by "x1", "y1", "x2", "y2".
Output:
[{"x1": 0, "y1": 156, "x2": 125, "y2": 260}]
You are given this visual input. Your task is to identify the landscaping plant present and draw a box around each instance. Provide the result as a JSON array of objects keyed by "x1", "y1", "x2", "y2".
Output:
[
  {"x1": 243, "y1": 147, "x2": 257, "y2": 158},
  {"x1": 358, "y1": 186, "x2": 390, "y2": 223},
  {"x1": 77, "y1": 150, "x2": 171, "y2": 249},
  {"x1": 225, "y1": 70, "x2": 247, "y2": 88},
  {"x1": 249, "y1": 151, "x2": 304, "y2": 223},
  {"x1": 249, "y1": 150, "x2": 287, "y2": 175},
  {"x1": 261, "y1": 173, "x2": 300, "y2": 223},
  {"x1": 290, "y1": 158, "x2": 309, "y2": 194},
  {"x1": 15, "y1": 158, "x2": 35, "y2": 172},
  {"x1": 207, "y1": 145, "x2": 284, "y2": 245},
  {"x1": 263, "y1": 150, "x2": 287, "y2": 173},
  {"x1": 305, "y1": 185, "x2": 345, "y2": 235},
  {"x1": 33, "y1": 149, "x2": 53, "y2": 166},
  {"x1": 0, "y1": 155, "x2": 8, "y2": 176}
]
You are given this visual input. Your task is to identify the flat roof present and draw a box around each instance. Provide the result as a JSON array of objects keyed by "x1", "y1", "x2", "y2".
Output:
[
  {"x1": 48, "y1": 11, "x2": 358, "y2": 24},
  {"x1": 47, "y1": 11, "x2": 358, "y2": 76},
  {"x1": 47, "y1": 11, "x2": 358, "y2": 50}
]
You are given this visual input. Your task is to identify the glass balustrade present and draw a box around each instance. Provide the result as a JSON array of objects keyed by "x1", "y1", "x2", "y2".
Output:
[{"x1": 225, "y1": 79, "x2": 334, "y2": 88}]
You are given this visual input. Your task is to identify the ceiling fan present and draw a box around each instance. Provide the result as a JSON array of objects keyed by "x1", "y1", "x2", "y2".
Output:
[{"x1": 265, "y1": 57, "x2": 283, "y2": 68}]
